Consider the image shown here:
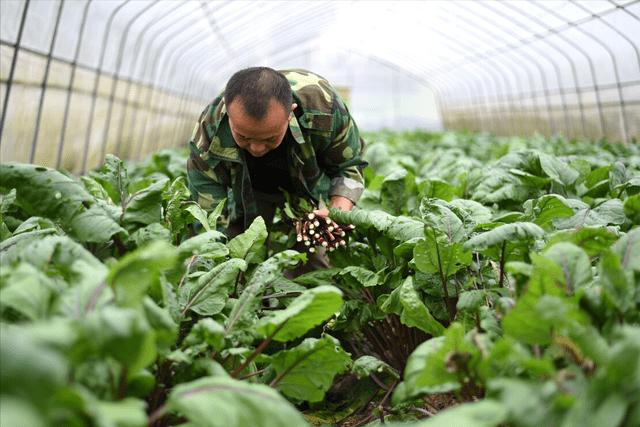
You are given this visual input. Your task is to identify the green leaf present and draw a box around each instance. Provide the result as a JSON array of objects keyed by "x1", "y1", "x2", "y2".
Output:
[
  {"x1": 597, "y1": 249, "x2": 635, "y2": 315},
  {"x1": 419, "y1": 198, "x2": 470, "y2": 242},
  {"x1": 542, "y1": 242, "x2": 593, "y2": 293},
  {"x1": 185, "y1": 203, "x2": 212, "y2": 232},
  {"x1": 177, "y1": 230, "x2": 228, "y2": 260},
  {"x1": 78, "y1": 306, "x2": 157, "y2": 375},
  {"x1": 292, "y1": 267, "x2": 342, "y2": 287},
  {"x1": 448, "y1": 198, "x2": 493, "y2": 224},
  {"x1": 463, "y1": 222, "x2": 545, "y2": 252},
  {"x1": 414, "y1": 227, "x2": 472, "y2": 277},
  {"x1": 419, "y1": 178, "x2": 456, "y2": 202},
  {"x1": 95, "y1": 398, "x2": 147, "y2": 427},
  {"x1": 339, "y1": 266, "x2": 382, "y2": 288},
  {"x1": 330, "y1": 208, "x2": 425, "y2": 242},
  {"x1": 502, "y1": 254, "x2": 569, "y2": 345},
  {"x1": 0, "y1": 162, "x2": 125, "y2": 242},
  {"x1": 610, "y1": 227, "x2": 640, "y2": 272},
  {"x1": 261, "y1": 335, "x2": 351, "y2": 402},
  {"x1": 179, "y1": 258, "x2": 247, "y2": 316},
  {"x1": 107, "y1": 240, "x2": 177, "y2": 308},
  {"x1": 88, "y1": 154, "x2": 130, "y2": 204},
  {"x1": 539, "y1": 152, "x2": 580, "y2": 187},
  {"x1": 225, "y1": 250, "x2": 303, "y2": 335},
  {"x1": 380, "y1": 168, "x2": 418, "y2": 215},
  {"x1": 544, "y1": 226, "x2": 619, "y2": 257},
  {"x1": 143, "y1": 296, "x2": 178, "y2": 349},
  {"x1": 124, "y1": 222, "x2": 171, "y2": 250},
  {"x1": 182, "y1": 317, "x2": 226, "y2": 350},
  {"x1": 398, "y1": 277, "x2": 446, "y2": 336},
  {"x1": 352, "y1": 355, "x2": 398, "y2": 379},
  {"x1": 165, "y1": 376, "x2": 307, "y2": 427},
  {"x1": 456, "y1": 290, "x2": 487, "y2": 314},
  {"x1": 0, "y1": 325, "x2": 68, "y2": 411},
  {"x1": 553, "y1": 199, "x2": 627, "y2": 230},
  {"x1": 256, "y1": 285, "x2": 343, "y2": 341},
  {"x1": 0, "y1": 263, "x2": 55, "y2": 321},
  {"x1": 122, "y1": 177, "x2": 168, "y2": 226},
  {"x1": 406, "y1": 399, "x2": 508, "y2": 427},
  {"x1": 523, "y1": 194, "x2": 575, "y2": 228},
  {"x1": 488, "y1": 378, "x2": 560, "y2": 427},
  {"x1": 414, "y1": 323, "x2": 479, "y2": 388},
  {"x1": 227, "y1": 216, "x2": 268, "y2": 261},
  {"x1": 624, "y1": 194, "x2": 640, "y2": 225},
  {"x1": 0, "y1": 396, "x2": 47, "y2": 427},
  {"x1": 392, "y1": 336, "x2": 447, "y2": 404}
]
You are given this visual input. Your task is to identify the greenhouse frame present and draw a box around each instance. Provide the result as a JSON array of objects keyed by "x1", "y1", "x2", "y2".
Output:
[
  {"x1": 1, "y1": 0, "x2": 638, "y2": 173},
  {"x1": 2, "y1": 2, "x2": 640, "y2": 427}
]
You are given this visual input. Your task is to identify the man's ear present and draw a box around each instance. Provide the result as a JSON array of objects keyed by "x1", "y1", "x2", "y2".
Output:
[
  {"x1": 288, "y1": 103, "x2": 298, "y2": 121},
  {"x1": 222, "y1": 97, "x2": 225, "y2": 104}
]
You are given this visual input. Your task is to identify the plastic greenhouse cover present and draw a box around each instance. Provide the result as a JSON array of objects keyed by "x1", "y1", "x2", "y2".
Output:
[
  {"x1": 2, "y1": 0, "x2": 638, "y2": 100},
  {"x1": 1, "y1": 0, "x2": 638, "y2": 153}
]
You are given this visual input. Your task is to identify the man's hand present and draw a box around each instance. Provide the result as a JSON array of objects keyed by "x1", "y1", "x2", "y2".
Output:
[{"x1": 312, "y1": 195, "x2": 354, "y2": 219}]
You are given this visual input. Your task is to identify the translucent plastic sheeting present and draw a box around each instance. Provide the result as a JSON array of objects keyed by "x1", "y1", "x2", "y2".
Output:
[{"x1": 1, "y1": 1, "x2": 638, "y2": 174}]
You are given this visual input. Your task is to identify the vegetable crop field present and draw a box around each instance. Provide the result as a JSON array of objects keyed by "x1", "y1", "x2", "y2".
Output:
[{"x1": 1, "y1": 129, "x2": 639, "y2": 427}]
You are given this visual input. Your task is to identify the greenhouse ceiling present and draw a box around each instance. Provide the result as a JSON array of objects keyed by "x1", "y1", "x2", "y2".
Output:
[{"x1": 1, "y1": 0, "x2": 639, "y2": 172}]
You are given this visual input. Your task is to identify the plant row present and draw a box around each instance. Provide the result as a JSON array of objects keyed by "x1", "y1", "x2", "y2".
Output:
[{"x1": 1, "y1": 131, "x2": 639, "y2": 427}]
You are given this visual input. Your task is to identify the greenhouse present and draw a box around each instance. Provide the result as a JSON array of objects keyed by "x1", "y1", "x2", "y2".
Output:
[{"x1": 1, "y1": 1, "x2": 640, "y2": 427}]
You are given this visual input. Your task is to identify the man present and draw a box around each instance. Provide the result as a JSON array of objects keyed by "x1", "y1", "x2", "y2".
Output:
[{"x1": 187, "y1": 67, "x2": 367, "y2": 275}]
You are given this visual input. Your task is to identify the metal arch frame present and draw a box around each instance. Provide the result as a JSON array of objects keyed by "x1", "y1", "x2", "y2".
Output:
[
  {"x1": 115, "y1": 0, "x2": 188, "y2": 158},
  {"x1": 99, "y1": 0, "x2": 160, "y2": 161},
  {"x1": 450, "y1": 1, "x2": 558, "y2": 137},
  {"x1": 202, "y1": 1, "x2": 339, "y2": 92},
  {"x1": 0, "y1": 0, "x2": 30, "y2": 145},
  {"x1": 376, "y1": 42, "x2": 496, "y2": 133},
  {"x1": 152, "y1": 1, "x2": 237, "y2": 94},
  {"x1": 471, "y1": 1, "x2": 562, "y2": 137},
  {"x1": 275, "y1": 45, "x2": 456, "y2": 132},
  {"x1": 601, "y1": 0, "x2": 640, "y2": 69},
  {"x1": 557, "y1": 0, "x2": 638, "y2": 142},
  {"x1": 496, "y1": 1, "x2": 590, "y2": 139},
  {"x1": 197, "y1": 0, "x2": 242, "y2": 70},
  {"x1": 167, "y1": 1, "x2": 340, "y2": 147},
  {"x1": 220, "y1": 1, "x2": 337, "y2": 68},
  {"x1": 427, "y1": 3, "x2": 534, "y2": 137},
  {"x1": 55, "y1": 0, "x2": 92, "y2": 169},
  {"x1": 385, "y1": 6, "x2": 512, "y2": 135},
  {"x1": 138, "y1": 1, "x2": 240, "y2": 155},
  {"x1": 363, "y1": 2, "x2": 537, "y2": 137},
  {"x1": 517, "y1": 1, "x2": 612, "y2": 140},
  {"x1": 415, "y1": 5, "x2": 518, "y2": 136},
  {"x1": 145, "y1": 19, "x2": 230, "y2": 155},
  {"x1": 132, "y1": 5, "x2": 218, "y2": 158},
  {"x1": 440, "y1": 4, "x2": 532, "y2": 137},
  {"x1": 442, "y1": 2, "x2": 556, "y2": 138},
  {"x1": 81, "y1": 0, "x2": 131, "y2": 174},
  {"x1": 128, "y1": 3, "x2": 206, "y2": 159},
  {"x1": 29, "y1": 0, "x2": 65, "y2": 164}
]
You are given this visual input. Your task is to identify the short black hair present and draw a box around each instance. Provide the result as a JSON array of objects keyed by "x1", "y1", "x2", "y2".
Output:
[{"x1": 224, "y1": 67, "x2": 293, "y2": 120}]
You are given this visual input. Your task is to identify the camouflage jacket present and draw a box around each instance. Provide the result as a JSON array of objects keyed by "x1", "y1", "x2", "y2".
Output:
[{"x1": 187, "y1": 68, "x2": 368, "y2": 233}]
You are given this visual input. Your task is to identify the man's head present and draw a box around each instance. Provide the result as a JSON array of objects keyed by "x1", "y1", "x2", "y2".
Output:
[{"x1": 224, "y1": 67, "x2": 297, "y2": 157}]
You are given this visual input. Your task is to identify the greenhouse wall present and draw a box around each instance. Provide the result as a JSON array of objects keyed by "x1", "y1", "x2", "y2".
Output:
[{"x1": 0, "y1": 0, "x2": 638, "y2": 175}]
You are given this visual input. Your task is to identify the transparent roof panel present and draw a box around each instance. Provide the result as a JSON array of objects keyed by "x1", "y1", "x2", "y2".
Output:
[{"x1": 1, "y1": 0, "x2": 638, "y2": 149}]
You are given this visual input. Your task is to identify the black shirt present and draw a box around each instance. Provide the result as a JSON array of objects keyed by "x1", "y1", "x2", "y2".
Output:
[{"x1": 244, "y1": 131, "x2": 295, "y2": 194}]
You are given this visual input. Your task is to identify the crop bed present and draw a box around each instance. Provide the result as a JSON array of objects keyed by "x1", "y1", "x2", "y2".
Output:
[{"x1": 1, "y1": 130, "x2": 639, "y2": 427}]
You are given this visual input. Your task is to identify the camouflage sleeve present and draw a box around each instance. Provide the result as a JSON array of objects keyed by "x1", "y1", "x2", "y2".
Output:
[
  {"x1": 321, "y1": 100, "x2": 368, "y2": 204},
  {"x1": 186, "y1": 113, "x2": 231, "y2": 234}
]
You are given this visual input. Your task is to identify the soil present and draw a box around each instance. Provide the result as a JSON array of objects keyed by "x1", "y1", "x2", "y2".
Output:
[{"x1": 302, "y1": 373, "x2": 459, "y2": 427}]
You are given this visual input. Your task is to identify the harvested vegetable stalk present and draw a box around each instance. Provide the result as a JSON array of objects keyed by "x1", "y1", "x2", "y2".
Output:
[{"x1": 281, "y1": 195, "x2": 355, "y2": 252}]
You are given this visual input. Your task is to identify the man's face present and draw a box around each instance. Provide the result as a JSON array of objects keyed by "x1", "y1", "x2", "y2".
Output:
[{"x1": 227, "y1": 98, "x2": 296, "y2": 157}]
